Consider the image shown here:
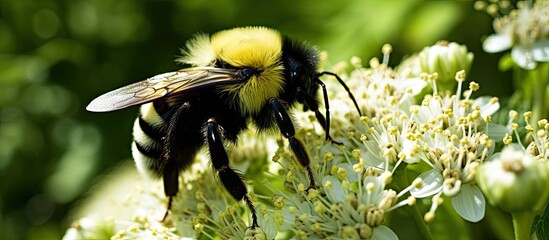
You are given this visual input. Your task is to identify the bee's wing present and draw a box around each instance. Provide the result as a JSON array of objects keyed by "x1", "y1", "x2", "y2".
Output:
[{"x1": 86, "y1": 67, "x2": 241, "y2": 112}]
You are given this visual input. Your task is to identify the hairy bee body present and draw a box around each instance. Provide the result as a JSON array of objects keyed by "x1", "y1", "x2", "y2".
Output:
[
  {"x1": 132, "y1": 35, "x2": 318, "y2": 180},
  {"x1": 87, "y1": 27, "x2": 360, "y2": 227}
]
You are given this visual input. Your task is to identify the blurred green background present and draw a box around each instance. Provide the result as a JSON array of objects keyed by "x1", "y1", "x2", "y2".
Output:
[{"x1": 0, "y1": 0, "x2": 511, "y2": 239}]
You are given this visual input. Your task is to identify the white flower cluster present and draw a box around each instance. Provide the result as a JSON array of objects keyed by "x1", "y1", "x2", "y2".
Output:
[
  {"x1": 64, "y1": 131, "x2": 278, "y2": 240},
  {"x1": 344, "y1": 58, "x2": 504, "y2": 223},
  {"x1": 271, "y1": 45, "x2": 503, "y2": 239},
  {"x1": 268, "y1": 129, "x2": 415, "y2": 239},
  {"x1": 64, "y1": 42, "x2": 548, "y2": 239}
]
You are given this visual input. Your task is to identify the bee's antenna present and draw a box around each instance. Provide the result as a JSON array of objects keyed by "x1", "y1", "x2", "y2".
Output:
[{"x1": 317, "y1": 71, "x2": 362, "y2": 116}]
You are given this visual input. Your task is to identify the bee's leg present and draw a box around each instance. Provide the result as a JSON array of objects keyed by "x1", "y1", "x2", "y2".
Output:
[
  {"x1": 206, "y1": 118, "x2": 258, "y2": 228},
  {"x1": 297, "y1": 87, "x2": 341, "y2": 145},
  {"x1": 269, "y1": 98, "x2": 316, "y2": 189},
  {"x1": 315, "y1": 72, "x2": 362, "y2": 117},
  {"x1": 161, "y1": 162, "x2": 178, "y2": 223},
  {"x1": 132, "y1": 106, "x2": 178, "y2": 223},
  {"x1": 160, "y1": 102, "x2": 201, "y2": 223}
]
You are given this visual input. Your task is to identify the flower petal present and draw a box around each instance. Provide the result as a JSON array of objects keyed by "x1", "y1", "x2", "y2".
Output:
[
  {"x1": 532, "y1": 40, "x2": 549, "y2": 61},
  {"x1": 410, "y1": 169, "x2": 443, "y2": 198},
  {"x1": 396, "y1": 77, "x2": 428, "y2": 95},
  {"x1": 473, "y1": 96, "x2": 500, "y2": 117},
  {"x1": 371, "y1": 225, "x2": 398, "y2": 240},
  {"x1": 337, "y1": 163, "x2": 358, "y2": 182},
  {"x1": 511, "y1": 46, "x2": 537, "y2": 70},
  {"x1": 486, "y1": 123, "x2": 511, "y2": 142},
  {"x1": 323, "y1": 175, "x2": 345, "y2": 202},
  {"x1": 401, "y1": 139, "x2": 421, "y2": 164},
  {"x1": 483, "y1": 34, "x2": 512, "y2": 53},
  {"x1": 451, "y1": 184, "x2": 485, "y2": 222},
  {"x1": 259, "y1": 213, "x2": 277, "y2": 240}
]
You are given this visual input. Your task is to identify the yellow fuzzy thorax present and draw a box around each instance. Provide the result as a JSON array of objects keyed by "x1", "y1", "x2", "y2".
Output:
[
  {"x1": 211, "y1": 27, "x2": 282, "y2": 70},
  {"x1": 179, "y1": 27, "x2": 285, "y2": 115},
  {"x1": 212, "y1": 27, "x2": 284, "y2": 115}
]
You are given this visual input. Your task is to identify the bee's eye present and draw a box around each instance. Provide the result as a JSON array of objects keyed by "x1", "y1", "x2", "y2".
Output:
[
  {"x1": 238, "y1": 67, "x2": 257, "y2": 80},
  {"x1": 291, "y1": 64, "x2": 311, "y2": 89},
  {"x1": 290, "y1": 65, "x2": 304, "y2": 82}
]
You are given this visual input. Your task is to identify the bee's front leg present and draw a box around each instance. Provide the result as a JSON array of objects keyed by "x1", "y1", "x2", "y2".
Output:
[
  {"x1": 297, "y1": 87, "x2": 342, "y2": 145},
  {"x1": 269, "y1": 98, "x2": 316, "y2": 189}
]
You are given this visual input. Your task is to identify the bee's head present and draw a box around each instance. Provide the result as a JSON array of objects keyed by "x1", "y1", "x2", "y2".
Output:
[
  {"x1": 287, "y1": 55, "x2": 317, "y2": 97},
  {"x1": 280, "y1": 38, "x2": 320, "y2": 104}
]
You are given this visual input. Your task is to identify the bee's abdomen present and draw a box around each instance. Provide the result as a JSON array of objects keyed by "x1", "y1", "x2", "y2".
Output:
[{"x1": 132, "y1": 103, "x2": 166, "y2": 178}]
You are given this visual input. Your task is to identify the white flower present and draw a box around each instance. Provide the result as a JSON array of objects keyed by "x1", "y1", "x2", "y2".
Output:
[
  {"x1": 525, "y1": 118, "x2": 549, "y2": 161},
  {"x1": 63, "y1": 216, "x2": 185, "y2": 240},
  {"x1": 315, "y1": 54, "x2": 502, "y2": 223},
  {"x1": 62, "y1": 153, "x2": 275, "y2": 240},
  {"x1": 330, "y1": 46, "x2": 427, "y2": 122},
  {"x1": 481, "y1": 0, "x2": 549, "y2": 69},
  {"x1": 273, "y1": 166, "x2": 413, "y2": 239},
  {"x1": 270, "y1": 108, "x2": 414, "y2": 239},
  {"x1": 406, "y1": 80, "x2": 502, "y2": 222}
]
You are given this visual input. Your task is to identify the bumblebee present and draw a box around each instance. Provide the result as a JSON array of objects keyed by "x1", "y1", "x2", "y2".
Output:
[{"x1": 87, "y1": 26, "x2": 361, "y2": 228}]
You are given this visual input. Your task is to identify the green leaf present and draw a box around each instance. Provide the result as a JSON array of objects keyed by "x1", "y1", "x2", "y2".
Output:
[{"x1": 533, "y1": 202, "x2": 549, "y2": 240}]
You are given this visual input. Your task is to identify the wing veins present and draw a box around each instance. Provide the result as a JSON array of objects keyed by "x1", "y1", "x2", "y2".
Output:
[{"x1": 86, "y1": 68, "x2": 241, "y2": 112}]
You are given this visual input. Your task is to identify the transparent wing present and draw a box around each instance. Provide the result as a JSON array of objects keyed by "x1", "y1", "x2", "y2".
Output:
[{"x1": 86, "y1": 67, "x2": 241, "y2": 112}]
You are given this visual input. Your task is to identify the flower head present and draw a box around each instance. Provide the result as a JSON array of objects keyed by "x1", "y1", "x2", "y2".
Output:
[
  {"x1": 478, "y1": 0, "x2": 549, "y2": 69},
  {"x1": 305, "y1": 51, "x2": 502, "y2": 223},
  {"x1": 406, "y1": 79, "x2": 502, "y2": 222},
  {"x1": 63, "y1": 216, "x2": 183, "y2": 240},
  {"x1": 271, "y1": 142, "x2": 414, "y2": 240},
  {"x1": 351, "y1": 67, "x2": 502, "y2": 223},
  {"x1": 417, "y1": 41, "x2": 474, "y2": 92},
  {"x1": 477, "y1": 146, "x2": 549, "y2": 213},
  {"x1": 64, "y1": 150, "x2": 277, "y2": 240}
]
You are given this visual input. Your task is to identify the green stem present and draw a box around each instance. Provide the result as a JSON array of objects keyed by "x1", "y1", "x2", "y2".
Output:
[
  {"x1": 392, "y1": 165, "x2": 433, "y2": 240},
  {"x1": 410, "y1": 203, "x2": 433, "y2": 240},
  {"x1": 532, "y1": 62, "x2": 549, "y2": 123},
  {"x1": 511, "y1": 211, "x2": 535, "y2": 240},
  {"x1": 485, "y1": 204, "x2": 514, "y2": 239}
]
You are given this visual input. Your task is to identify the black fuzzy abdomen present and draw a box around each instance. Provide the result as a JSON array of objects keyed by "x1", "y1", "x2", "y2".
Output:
[
  {"x1": 131, "y1": 102, "x2": 168, "y2": 178},
  {"x1": 131, "y1": 91, "x2": 248, "y2": 179}
]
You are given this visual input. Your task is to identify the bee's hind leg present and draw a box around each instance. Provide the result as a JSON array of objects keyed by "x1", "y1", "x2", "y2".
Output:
[{"x1": 161, "y1": 163, "x2": 178, "y2": 223}]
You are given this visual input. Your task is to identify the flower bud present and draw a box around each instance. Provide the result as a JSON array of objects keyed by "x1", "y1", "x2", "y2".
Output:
[
  {"x1": 418, "y1": 41, "x2": 474, "y2": 92},
  {"x1": 476, "y1": 147, "x2": 549, "y2": 213},
  {"x1": 244, "y1": 227, "x2": 266, "y2": 240}
]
